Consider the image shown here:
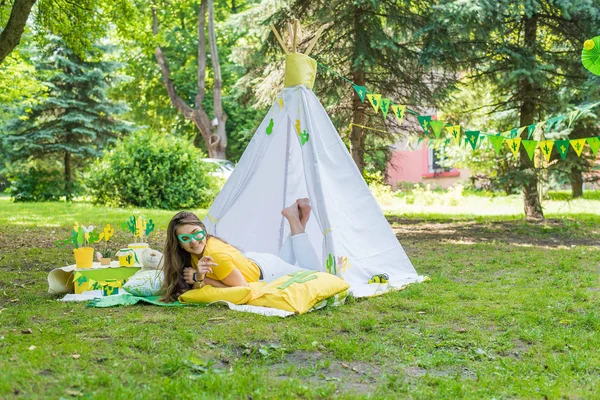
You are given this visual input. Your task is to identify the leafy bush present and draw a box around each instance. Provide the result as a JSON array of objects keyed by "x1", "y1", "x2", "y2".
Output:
[
  {"x1": 86, "y1": 131, "x2": 220, "y2": 209},
  {"x1": 403, "y1": 183, "x2": 464, "y2": 206},
  {"x1": 8, "y1": 162, "x2": 80, "y2": 202}
]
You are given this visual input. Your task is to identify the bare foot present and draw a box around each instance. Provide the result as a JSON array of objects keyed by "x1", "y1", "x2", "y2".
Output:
[
  {"x1": 297, "y1": 198, "x2": 311, "y2": 228},
  {"x1": 282, "y1": 203, "x2": 304, "y2": 235}
]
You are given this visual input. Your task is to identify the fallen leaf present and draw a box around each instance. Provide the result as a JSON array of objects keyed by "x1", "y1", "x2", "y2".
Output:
[
  {"x1": 71, "y1": 353, "x2": 80, "y2": 359},
  {"x1": 341, "y1": 363, "x2": 349, "y2": 369},
  {"x1": 9, "y1": 358, "x2": 15, "y2": 361},
  {"x1": 10, "y1": 299, "x2": 19, "y2": 303},
  {"x1": 417, "y1": 311, "x2": 426, "y2": 315},
  {"x1": 207, "y1": 317, "x2": 226, "y2": 321},
  {"x1": 64, "y1": 388, "x2": 83, "y2": 397},
  {"x1": 21, "y1": 328, "x2": 33, "y2": 334},
  {"x1": 28, "y1": 345, "x2": 36, "y2": 351},
  {"x1": 456, "y1": 328, "x2": 467, "y2": 333}
]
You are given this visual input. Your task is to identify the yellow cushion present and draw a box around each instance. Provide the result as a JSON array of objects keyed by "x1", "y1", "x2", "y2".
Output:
[
  {"x1": 248, "y1": 270, "x2": 350, "y2": 314},
  {"x1": 178, "y1": 285, "x2": 253, "y2": 305}
]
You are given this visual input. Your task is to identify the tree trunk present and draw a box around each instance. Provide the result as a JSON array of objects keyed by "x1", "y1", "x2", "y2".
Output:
[
  {"x1": 350, "y1": 70, "x2": 366, "y2": 173},
  {"x1": 570, "y1": 168, "x2": 583, "y2": 198},
  {"x1": 0, "y1": 0, "x2": 37, "y2": 64},
  {"x1": 151, "y1": 0, "x2": 227, "y2": 159},
  {"x1": 518, "y1": 14, "x2": 544, "y2": 220},
  {"x1": 64, "y1": 150, "x2": 72, "y2": 202}
]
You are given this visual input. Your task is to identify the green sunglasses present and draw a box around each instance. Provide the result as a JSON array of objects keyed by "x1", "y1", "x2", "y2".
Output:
[{"x1": 177, "y1": 230, "x2": 206, "y2": 243}]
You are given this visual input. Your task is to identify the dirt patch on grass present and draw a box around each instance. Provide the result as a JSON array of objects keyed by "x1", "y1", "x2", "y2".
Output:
[{"x1": 388, "y1": 218, "x2": 600, "y2": 247}]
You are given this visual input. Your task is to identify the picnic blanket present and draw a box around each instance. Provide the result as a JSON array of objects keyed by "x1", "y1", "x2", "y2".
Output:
[{"x1": 83, "y1": 292, "x2": 295, "y2": 317}]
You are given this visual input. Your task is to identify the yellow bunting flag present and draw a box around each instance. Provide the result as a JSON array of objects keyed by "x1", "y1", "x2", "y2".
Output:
[
  {"x1": 366, "y1": 94, "x2": 382, "y2": 113},
  {"x1": 569, "y1": 139, "x2": 587, "y2": 157},
  {"x1": 538, "y1": 140, "x2": 554, "y2": 162},
  {"x1": 391, "y1": 105, "x2": 406, "y2": 124},
  {"x1": 505, "y1": 138, "x2": 522, "y2": 157},
  {"x1": 446, "y1": 125, "x2": 461, "y2": 145}
]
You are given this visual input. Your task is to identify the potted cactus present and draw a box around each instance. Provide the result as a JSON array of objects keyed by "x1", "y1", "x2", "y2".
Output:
[{"x1": 95, "y1": 224, "x2": 116, "y2": 266}]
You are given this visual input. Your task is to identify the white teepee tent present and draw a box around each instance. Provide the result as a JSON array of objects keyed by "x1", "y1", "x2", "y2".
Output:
[{"x1": 204, "y1": 22, "x2": 423, "y2": 297}]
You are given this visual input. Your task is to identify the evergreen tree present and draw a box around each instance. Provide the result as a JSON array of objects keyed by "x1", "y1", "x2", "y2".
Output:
[
  {"x1": 421, "y1": 0, "x2": 600, "y2": 219},
  {"x1": 3, "y1": 36, "x2": 132, "y2": 200}
]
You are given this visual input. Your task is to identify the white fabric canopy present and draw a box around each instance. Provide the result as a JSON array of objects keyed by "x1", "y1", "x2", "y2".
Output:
[{"x1": 204, "y1": 85, "x2": 423, "y2": 297}]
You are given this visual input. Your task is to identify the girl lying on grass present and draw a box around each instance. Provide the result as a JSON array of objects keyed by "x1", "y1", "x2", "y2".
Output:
[{"x1": 160, "y1": 198, "x2": 320, "y2": 302}]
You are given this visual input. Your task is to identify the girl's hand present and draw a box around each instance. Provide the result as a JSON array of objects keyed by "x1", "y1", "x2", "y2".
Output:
[{"x1": 183, "y1": 256, "x2": 218, "y2": 285}]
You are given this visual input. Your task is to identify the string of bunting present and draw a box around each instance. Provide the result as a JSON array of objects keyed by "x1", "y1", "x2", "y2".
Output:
[{"x1": 316, "y1": 62, "x2": 600, "y2": 162}]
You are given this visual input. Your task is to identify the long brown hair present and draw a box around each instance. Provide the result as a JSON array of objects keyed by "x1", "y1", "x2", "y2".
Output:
[{"x1": 160, "y1": 211, "x2": 217, "y2": 302}]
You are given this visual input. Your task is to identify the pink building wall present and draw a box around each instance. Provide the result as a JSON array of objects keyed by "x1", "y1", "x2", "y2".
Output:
[{"x1": 386, "y1": 143, "x2": 471, "y2": 189}]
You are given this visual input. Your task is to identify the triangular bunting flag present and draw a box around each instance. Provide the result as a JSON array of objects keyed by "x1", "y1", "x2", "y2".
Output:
[
  {"x1": 517, "y1": 126, "x2": 527, "y2": 137},
  {"x1": 465, "y1": 131, "x2": 480, "y2": 150},
  {"x1": 527, "y1": 124, "x2": 536, "y2": 140},
  {"x1": 446, "y1": 125, "x2": 461, "y2": 145},
  {"x1": 391, "y1": 105, "x2": 406, "y2": 124},
  {"x1": 505, "y1": 138, "x2": 522, "y2": 157},
  {"x1": 537, "y1": 140, "x2": 554, "y2": 162},
  {"x1": 417, "y1": 116, "x2": 432, "y2": 135},
  {"x1": 568, "y1": 110, "x2": 580, "y2": 127},
  {"x1": 353, "y1": 85, "x2": 366, "y2": 103},
  {"x1": 545, "y1": 115, "x2": 564, "y2": 131},
  {"x1": 569, "y1": 139, "x2": 587, "y2": 157},
  {"x1": 554, "y1": 140, "x2": 570, "y2": 160},
  {"x1": 510, "y1": 128, "x2": 518, "y2": 138},
  {"x1": 380, "y1": 98, "x2": 391, "y2": 119},
  {"x1": 488, "y1": 135, "x2": 505, "y2": 155},
  {"x1": 430, "y1": 120, "x2": 445, "y2": 139},
  {"x1": 587, "y1": 137, "x2": 600, "y2": 155},
  {"x1": 522, "y1": 140, "x2": 538, "y2": 161},
  {"x1": 366, "y1": 94, "x2": 382, "y2": 113}
]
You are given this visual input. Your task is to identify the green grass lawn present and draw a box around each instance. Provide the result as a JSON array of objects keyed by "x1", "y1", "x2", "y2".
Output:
[{"x1": 1, "y1": 197, "x2": 599, "y2": 399}]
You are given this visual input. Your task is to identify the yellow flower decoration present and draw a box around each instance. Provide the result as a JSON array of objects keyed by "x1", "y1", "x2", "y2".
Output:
[{"x1": 584, "y1": 39, "x2": 595, "y2": 51}]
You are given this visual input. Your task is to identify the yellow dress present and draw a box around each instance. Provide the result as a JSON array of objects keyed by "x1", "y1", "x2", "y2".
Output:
[{"x1": 190, "y1": 237, "x2": 261, "y2": 283}]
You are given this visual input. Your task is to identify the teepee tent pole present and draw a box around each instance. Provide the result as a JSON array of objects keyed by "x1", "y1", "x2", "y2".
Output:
[
  {"x1": 305, "y1": 24, "x2": 327, "y2": 56},
  {"x1": 270, "y1": 24, "x2": 289, "y2": 54}
]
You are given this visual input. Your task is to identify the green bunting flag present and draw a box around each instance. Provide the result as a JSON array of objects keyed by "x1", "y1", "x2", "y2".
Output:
[
  {"x1": 587, "y1": 137, "x2": 600, "y2": 155},
  {"x1": 430, "y1": 120, "x2": 445, "y2": 138},
  {"x1": 538, "y1": 140, "x2": 554, "y2": 162},
  {"x1": 568, "y1": 110, "x2": 580, "y2": 127},
  {"x1": 570, "y1": 139, "x2": 587, "y2": 157},
  {"x1": 465, "y1": 131, "x2": 480, "y2": 150},
  {"x1": 353, "y1": 85, "x2": 366, "y2": 102},
  {"x1": 527, "y1": 124, "x2": 537, "y2": 139},
  {"x1": 366, "y1": 94, "x2": 382, "y2": 113},
  {"x1": 380, "y1": 98, "x2": 391, "y2": 119},
  {"x1": 488, "y1": 135, "x2": 505, "y2": 155},
  {"x1": 546, "y1": 115, "x2": 565, "y2": 131},
  {"x1": 554, "y1": 140, "x2": 570, "y2": 160},
  {"x1": 417, "y1": 116, "x2": 432, "y2": 135},
  {"x1": 391, "y1": 105, "x2": 406, "y2": 124},
  {"x1": 505, "y1": 138, "x2": 521, "y2": 157},
  {"x1": 446, "y1": 125, "x2": 461, "y2": 145},
  {"x1": 510, "y1": 128, "x2": 518, "y2": 138},
  {"x1": 522, "y1": 140, "x2": 538, "y2": 161}
]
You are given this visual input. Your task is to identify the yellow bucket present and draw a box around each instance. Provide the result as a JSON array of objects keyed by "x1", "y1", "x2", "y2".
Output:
[
  {"x1": 117, "y1": 249, "x2": 137, "y2": 267},
  {"x1": 73, "y1": 247, "x2": 94, "y2": 269}
]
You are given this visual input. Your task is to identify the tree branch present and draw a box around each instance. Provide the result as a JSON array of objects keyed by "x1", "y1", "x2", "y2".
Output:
[
  {"x1": 0, "y1": 0, "x2": 37, "y2": 64},
  {"x1": 207, "y1": 0, "x2": 226, "y2": 124},
  {"x1": 195, "y1": 0, "x2": 207, "y2": 108},
  {"x1": 151, "y1": 2, "x2": 194, "y2": 119}
]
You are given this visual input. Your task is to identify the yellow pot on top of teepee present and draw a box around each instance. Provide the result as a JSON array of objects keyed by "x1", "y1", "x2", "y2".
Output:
[{"x1": 73, "y1": 247, "x2": 94, "y2": 269}]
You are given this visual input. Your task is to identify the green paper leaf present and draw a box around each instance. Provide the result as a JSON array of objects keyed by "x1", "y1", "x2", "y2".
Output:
[
  {"x1": 353, "y1": 85, "x2": 366, "y2": 102},
  {"x1": 488, "y1": 135, "x2": 505, "y2": 155},
  {"x1": 266, "y1": 118, "x2": 274, "y2": 135},
  {"x1": 380, "y1": 98, "x2": 391, "y2": 119},
  {"x1": 587, "y1": 137, "x2": 600, "y2": 155},
  {"x1": 554, "y1": 140, "x2": 570, "y2": 160},
  {"x1": 429, "y1": 120, "x2": 445, "y2": 138},
  {"x1": 522, "y1": 140, "x2": 538, "y2": 161},
  {"x1": 77, "y1": 227, "x2": 85, "y2": 247},
  {"x1": 465, "y1": 131, "x2": 480, "y2": 150},
  {"x1": 417, "y1": 116, "x2": 432, "y2": 135}
]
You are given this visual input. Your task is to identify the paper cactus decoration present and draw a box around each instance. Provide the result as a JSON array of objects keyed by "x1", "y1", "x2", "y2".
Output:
[
  {"x1": 582, "y1": 36, "x2": 600, "y2": 76},
  {"x1": 56, "y1": 222, "x2": 101, "y2": 249},
  {"x1": 121, "y1": 215, "x2": 155, "y2": 243}
]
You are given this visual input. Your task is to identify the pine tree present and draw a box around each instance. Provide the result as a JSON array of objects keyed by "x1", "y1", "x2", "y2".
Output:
[
  {"x1": 3, "y1": 36, "x2": 132, "y2": 200},
  {"x1": 421, "y1": 0, "x2": 600, "y2": 219}
]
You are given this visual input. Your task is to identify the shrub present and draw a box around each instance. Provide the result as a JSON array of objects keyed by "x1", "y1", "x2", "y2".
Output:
[
  {"x1": 86, "y1": 131, "x2": 220, "y2": 209},
  {"x1": 8, "y1": 161, "x2": 81, "y2": 202}
]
